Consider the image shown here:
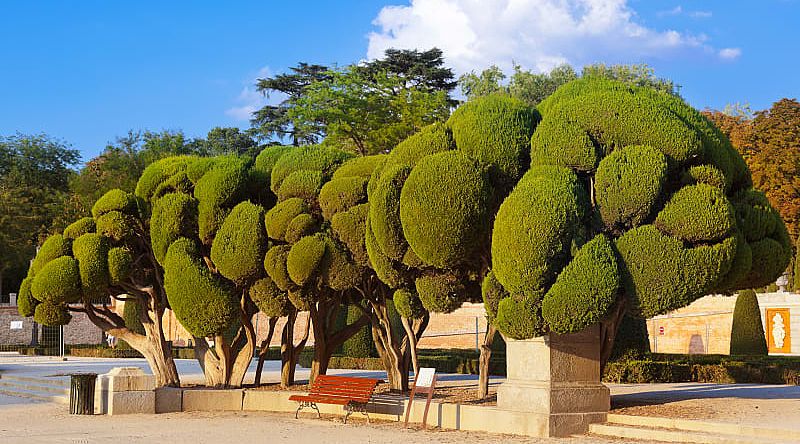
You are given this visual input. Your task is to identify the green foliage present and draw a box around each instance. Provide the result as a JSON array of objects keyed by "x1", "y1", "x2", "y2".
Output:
[
  {"x1": 135, "y1": 156, "x2": 192, "y2": 201},
  {"x1": 609, "y1": 314, "x2": 651, "y2": 361},
  {"x1": 745, "y1": 237, "x2": 792, "y2": 289},
  {"x1": 381, "y1": 123, "x2": 454, "y2": 172},
  {"x1": 264, "y1": 245, "x2": 293, "y2": 291},
  {"x1": 369, "y1": 164, "x2": 410, "y2": 261},
  {"x1": 732, "y1": 189, "x2": 782, "y2": 242},
  {"x1": 17, "y1": 277, "x2": 36, "y2": 317},
  {"x1": 491, "y1": 165, "x2": 589, "y2": 294},
  {"x1": 730, "y1": 289, "x2": 768, "y2": 355},
  {"x1": 72, "y1": 233, "x2": 110, "y2": 300},
  {"x1": 264, "y1": 198, "x2": 308, "y2": 241},
  {"x1": 286, "y1": 235, "x2": 326, "y2": 286},
  {"x1": 30, "y1": 234, "x2": 72, "y2": 276},
  {"x1": 656, "y1": 184, "x2": 735, "y2": 243},
  {"x1": 193, "y1": 157, "x2": 249, "y2": 244},
  {"x1": 542, "y1": 234, "x2": 620, "y2": 333},
  {"x1": 447, "y1": 94, "x2": 538, "y2": 183},
  {"x1": 330, "y1": 203, "x2": 369, "y2": 266},
  {"x1": 251, "y1": 145, "x2": 293, "y2": 192},
  {"x1": 152, "y1": 171, "x2": 193, "y2": 199},
  {"x1": 31, "y1": 256, "x2": 82, "y2": 304},
  {"x1": 341, "y1": 304, "x2": 376, "y2": 358},
  {"x1": 34, "y1": 302, "x2": 71, "y2": 327},
  {"x1": 249, "y1": 277, "x2": 292, "y2": 318},
  {"x1": 400, "y1": 151, "x2": 493, "y2": 268},
  {"x1": 533, "y1": 78, "x2": 702, "y2": 168},
  {"x1": 594, "y1": 145, "x2": 668, "y2": 230},
  {"x1": 163, "y1": 238, "x2": 239, "y2": 338},
  {"x1": 210, "y1": 202, "x2": 267, "y2": 284},
  {"x1": 686, "y1": 165, "x2": 726, "y2": 189},
  {"x1": 393, "y1": 288, "x2": 425, "y2": 319},
  {"x1": 107, "y1": 247, "x2": 133, "y2": 285},
  {"x1": 95, "y1": 211, "x2": 136, "y2": 242},
  {"x1": 288, "y1": 287, "x2": 315, "y2": 311},
  {"x1": 319, "y1": 176, "x2": 368, "y2": 220},
  {"x1": 150, "y1": 193, "x2": 198, "y2": 265},
  {"x1": 494, "y1": 292, "x2": 545, "y2": 340},
  {"x1": 332, "y1": 154, "x2": 387, "y2": 180},
  {"x1": 285, "y1": 213, "x2": 318, "y2": 244},
  {"x1": 481, "y1": 271, "x2": 508, "y2": 323},
  {"x1": 615, "y1": 225, "x2": 737, "y2": 318},
  {"x1": 123, "y1": 301, "x2": 146, "y2": 336},
  {"x1": 91, "y1": 189, "x2": 139, "y2": 219},
  {"x1": 277, "y1": 169, "x2": 324, "y2": 202},
  {"x1": 415, "y1": 273, "x2": 470, "y2": 313},
  {"x1": 63, "y1": 217, "x2": 96, "y2": 239},
  {"x1": 365, "y1": 218, "x2": 406, "y2": 288},
  {"x1": 319, "y1": 237, "x2": 364, "y2": 291},
  {"x1": 270, "y1": 145, "x2": 354, "y2": 194}
]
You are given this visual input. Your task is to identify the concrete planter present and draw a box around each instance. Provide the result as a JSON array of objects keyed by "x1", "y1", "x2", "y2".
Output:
[{"x1": 496, "y1": 325, "x2": 609, "y2": 437}]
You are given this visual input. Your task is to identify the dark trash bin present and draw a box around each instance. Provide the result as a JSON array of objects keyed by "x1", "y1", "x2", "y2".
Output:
[{"x1": 69, "y1": 373, "x2": 97, "y2": 415}]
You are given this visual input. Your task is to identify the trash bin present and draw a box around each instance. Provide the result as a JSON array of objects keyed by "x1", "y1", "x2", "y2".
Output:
[{"x1": 69, "y1": 373, "x2": 97, "y2": 415}]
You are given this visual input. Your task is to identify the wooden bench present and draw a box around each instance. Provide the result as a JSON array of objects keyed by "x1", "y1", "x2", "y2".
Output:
[{"x1": 289, "y1": 375, "x2": 381, "y2": 423}]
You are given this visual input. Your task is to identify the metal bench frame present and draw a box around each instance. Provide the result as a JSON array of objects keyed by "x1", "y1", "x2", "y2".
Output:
[{"x1": 290, "y1": 375, "x2": 380, "y2": 424}]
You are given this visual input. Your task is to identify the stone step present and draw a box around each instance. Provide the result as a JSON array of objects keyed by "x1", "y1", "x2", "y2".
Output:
[
  {"x1": 589, "y1": 423, "x2": 792, "y2": 444},
  {"x1": 606, "y1": 414, "x2": 800, "y2": 443},
  {"x1": 0, "y1": 386, "x2": 69, "y2": 404},
  {"x1": 0, "y1": 374, "x2": 70, "y2": 404},
  {"x1": 0, "y1": 374, "x2": 69, "y2": 388}
]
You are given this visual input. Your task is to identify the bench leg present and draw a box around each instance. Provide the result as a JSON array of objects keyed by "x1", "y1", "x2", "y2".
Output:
[
  {"x1": 344, "y1": 403, "x2": 369, "y2": 424},
  {"x1": 295, "y1": 402, "x2": 320, "y2": 419}
]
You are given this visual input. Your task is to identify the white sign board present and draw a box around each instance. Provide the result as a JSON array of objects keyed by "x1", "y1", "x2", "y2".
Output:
[
  {"x1": 415, "y1": 367, "x2": 436, "y2": 387},
  {"x1": 10, "y1": 321, "x2": 23, "y2": 330}
]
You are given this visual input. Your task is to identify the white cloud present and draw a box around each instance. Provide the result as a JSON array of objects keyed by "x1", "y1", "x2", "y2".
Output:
[
  {"x1": 689, "y1": 10, "x2": 712, "y2": 19},
  {"x1": 367, "y1": 0, "x2": 728, "y2": 75},
  {"x1": 658, "y1": 5, "x2": 683, "y2": 17},
  {"x1": 718, "y1": 47, "x2": 742, "y2": 61},
  {"x1": 225, "y1": 66, "x2": 276, "y2": 122}
]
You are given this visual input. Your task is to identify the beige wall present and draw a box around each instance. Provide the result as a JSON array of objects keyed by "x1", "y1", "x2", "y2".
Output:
[
  {"x1": 0, "y1": 306, "x2": 104, "y2": 346},
  {"x1": 647, "y1": 292, "x2": 800, "y2": 356}
]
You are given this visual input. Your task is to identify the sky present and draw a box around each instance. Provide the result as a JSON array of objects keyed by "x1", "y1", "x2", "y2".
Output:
[{"x1": 0, "y1": 0, "x2": 797, "y2": 162}]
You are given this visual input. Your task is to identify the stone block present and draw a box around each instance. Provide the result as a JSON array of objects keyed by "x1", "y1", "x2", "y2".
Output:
[
  {"x1": 182, "y1": 389, "x2": 243, "y2": 411},
  {"x1": 106, "y1": 367, "x2": 156, "y2": 392},
  {"x1": 108, "y1": 390, "x2": 155, "y2": 415},
  {"x1": 497, "y1": 325, "x2": 609, "y2": 437},
  {"x1": 155, "y1": 387, "x2": 183, "y2": 413},
  {"x1": 94, "y1": 374, "x2": 110, "y2": 415},
  {"x1": 242, "y1": 390, "x2": 297, "y2": 412}
]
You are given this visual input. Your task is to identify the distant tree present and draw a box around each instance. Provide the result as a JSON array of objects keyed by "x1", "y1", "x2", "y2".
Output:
[
  {"x1": 252, "y1": 63, "x2": 332, "y2": 145},
  {"x1": 0, "y1": 134, "x2": 80, "y2": 295},
  {"x1": 459, "y1": 63, "x2": 673, "y2": 106},
  {"x1": 356, "y1": 48, "x2": 457, "y2": 101},
  {"x1": 290, "y1": 66, "x2": 451, "y2": 155},
  {"x1": 192, "y1": 127, "x2": 259, "y2": 158},
  {"x1": 705, "y1": 99, "x2": 800, "y2": 241},
  {"x1": 730, "y1": 289, "x2": 768, "y2": 355}
]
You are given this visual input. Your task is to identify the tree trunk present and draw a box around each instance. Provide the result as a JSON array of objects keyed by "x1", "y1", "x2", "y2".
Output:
[
  {"x1": 254, "y1": 317, "x2": 278, "y2": 386},
  {"x1": 478, "y1": 323, "x2": 497, "y2": 399},
  {"x1": 308, "y1": 295, "x2": 369, "y2": 384},
  {"x1": 281, "y1": 310, "x2": 310, "y2": 387},
  {"x1": 599, "y1": 301, "x2": 627, "y2": 374}
]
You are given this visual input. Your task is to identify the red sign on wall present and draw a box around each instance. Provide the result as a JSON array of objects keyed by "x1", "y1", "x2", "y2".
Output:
[{"x1": 659, "y1": 326, "x2": 665, "y2": 335}]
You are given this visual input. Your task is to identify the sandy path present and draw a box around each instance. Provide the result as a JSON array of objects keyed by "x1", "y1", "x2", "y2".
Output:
[{"x1": 0, "y1": 396, "x2": 641, "y2": 444}]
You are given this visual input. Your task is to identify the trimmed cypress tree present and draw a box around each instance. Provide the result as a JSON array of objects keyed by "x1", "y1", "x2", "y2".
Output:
[{"x1": 730, "y1": 289, "x2": 768, "y2": 355}]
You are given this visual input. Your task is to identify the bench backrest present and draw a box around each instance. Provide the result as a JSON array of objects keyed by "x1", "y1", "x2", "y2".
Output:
[{"x1": 308, "y1": 375, "x2": 380, "y2": 403}]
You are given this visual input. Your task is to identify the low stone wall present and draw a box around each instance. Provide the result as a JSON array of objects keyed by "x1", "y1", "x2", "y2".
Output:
[{"x1": 0, "y1": 307, "x2": 103, "y2": 346}]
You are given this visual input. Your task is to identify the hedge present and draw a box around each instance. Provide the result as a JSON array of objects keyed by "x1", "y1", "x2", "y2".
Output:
[{"x1": 729, "y1": 289, "x2": 768, "y2": 355}]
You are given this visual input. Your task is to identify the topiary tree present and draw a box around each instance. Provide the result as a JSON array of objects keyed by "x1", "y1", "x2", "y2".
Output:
[
  {"x1": 487, "y1": 77, "x2": 790, "y2": 370},
  {"x1": 147, "y1": 154, "x2": 275, "y2": 387},
  {"x1": 366, "y1": 95, "x2": 540, "y2": 394},
  {"x1": 263, "y1": 145, "x2": 380, "y2": 385},
  {"x1": 21, "y1": 192, "x2": 181, "y2": 386},
  {"x1": 730, "y1": 289, "x2": 768, "y2": 355}
]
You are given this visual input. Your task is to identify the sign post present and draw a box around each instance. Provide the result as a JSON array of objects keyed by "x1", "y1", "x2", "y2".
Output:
[{"x1": 404, "y1": 367, "x2": 437, "y2": 429}]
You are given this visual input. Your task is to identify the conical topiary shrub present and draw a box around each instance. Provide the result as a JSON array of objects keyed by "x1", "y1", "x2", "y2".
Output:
[{"x1": 730, "y1": 289, "x2": 768, "y2": 355}]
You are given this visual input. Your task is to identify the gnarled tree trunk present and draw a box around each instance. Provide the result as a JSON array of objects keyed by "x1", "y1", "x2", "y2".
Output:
[
  {"x1": 477, "y1": 323, "x2": 497, "y2": 399},
  {"x1": 254, "y1": 317, "x2": 279, "y2": 386},
  {"x1": 308, "y1": 293, "x2": 370, "y2": 384},
  {"x1": 280, "y1": 309, "x2": 310, "y2": 387}
]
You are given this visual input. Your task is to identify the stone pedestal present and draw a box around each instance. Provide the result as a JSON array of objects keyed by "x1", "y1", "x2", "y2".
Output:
[
  {"x1": 496, "y1": 325, "x2": 609, "y2": 437},
  {"x1": 94, "y1": 367, "x2": 156, "y2": 415}
]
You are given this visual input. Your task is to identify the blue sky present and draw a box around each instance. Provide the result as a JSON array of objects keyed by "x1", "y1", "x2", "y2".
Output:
[{"x1": 1, "y1": 1, "x2": 797, "y2": 162}]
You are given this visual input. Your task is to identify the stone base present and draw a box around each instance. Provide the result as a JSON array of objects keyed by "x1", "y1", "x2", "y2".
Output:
[
  {"x1": 496, "y1": 326, "x2": 610, "y2": 437},
  {"x1": 108, "y1": 391, "x2": 155, "y2": 415}
]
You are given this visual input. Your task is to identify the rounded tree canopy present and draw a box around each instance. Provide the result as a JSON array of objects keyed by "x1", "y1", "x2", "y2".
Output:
[{"x1": 210, "y1": 201, "x2": 268, "y2": 285}]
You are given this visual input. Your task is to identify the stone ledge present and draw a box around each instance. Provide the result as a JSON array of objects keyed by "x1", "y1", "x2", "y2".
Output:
[{"x1": 182, "y1": 389, "x2": 244, "y2": 411}]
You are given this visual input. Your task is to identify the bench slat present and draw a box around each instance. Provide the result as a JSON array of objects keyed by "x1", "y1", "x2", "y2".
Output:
[{"x1": 292, "y1": 375, "x2": 380, "y2": 408}]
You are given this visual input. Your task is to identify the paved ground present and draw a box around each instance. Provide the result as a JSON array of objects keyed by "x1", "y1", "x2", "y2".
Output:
[
  {"x1": 611, "y1": 382, "x2": 800, "y2": 431},
  {"x1": 3, "y1": 354, "x2": 800, "y2": 442},
  {"x1": 0, "y1": 394, "x2": 646, "y2": 444}
]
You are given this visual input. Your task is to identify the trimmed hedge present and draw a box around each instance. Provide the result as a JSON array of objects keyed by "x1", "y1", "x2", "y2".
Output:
[
  {"x1": 210, "y1": 201, "x2": 268, "y2": 284},
  {"x1": 277, "y1": 169, "x2": 324, "y2": 202},
  {"x1": 542, "y1": 234, "x2": 620, "y2": 333},
  {"x1": 415, "y1": 273, "x2": 469, "y2": 314},
  {"x1": 447, "y1": 94, "x2": 538, "y2": 184},
  {"x1": 63, "y1": 217, "x2": 96, "y2": 240},
  {"x1": 400, "y1": 151, "x2": 493, "y2": 269},
  {"x1": 655, "y1": 184, "x2": 735, "y2": 243},
  {"x1": 730, "y1": 289, "x2": 768, "y2": 355},
  {"x1": 31, "y1": 256, "x2": 82, "y2": 304},
  {"x1": 250, "y1": 277, "x2": 292, "y2": 318},
  {"x1": 150, "y1": 192, "x2": 198, "y2": 265},
  {"x1": 265, "y1": 198, "x2": 308, "y2": 241},
  {"x1": 72, "y1": 233, "x2": 110, "y2": 301},
  {"x1": 369, "y1": 164, "x2": 410, "y2": 261},
  {"x1": 318, "y1": 176, "x2": 368, "y2": 220},
  {"x1": 594, "y1": 145, "x2": 667, "y2": 230}
]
